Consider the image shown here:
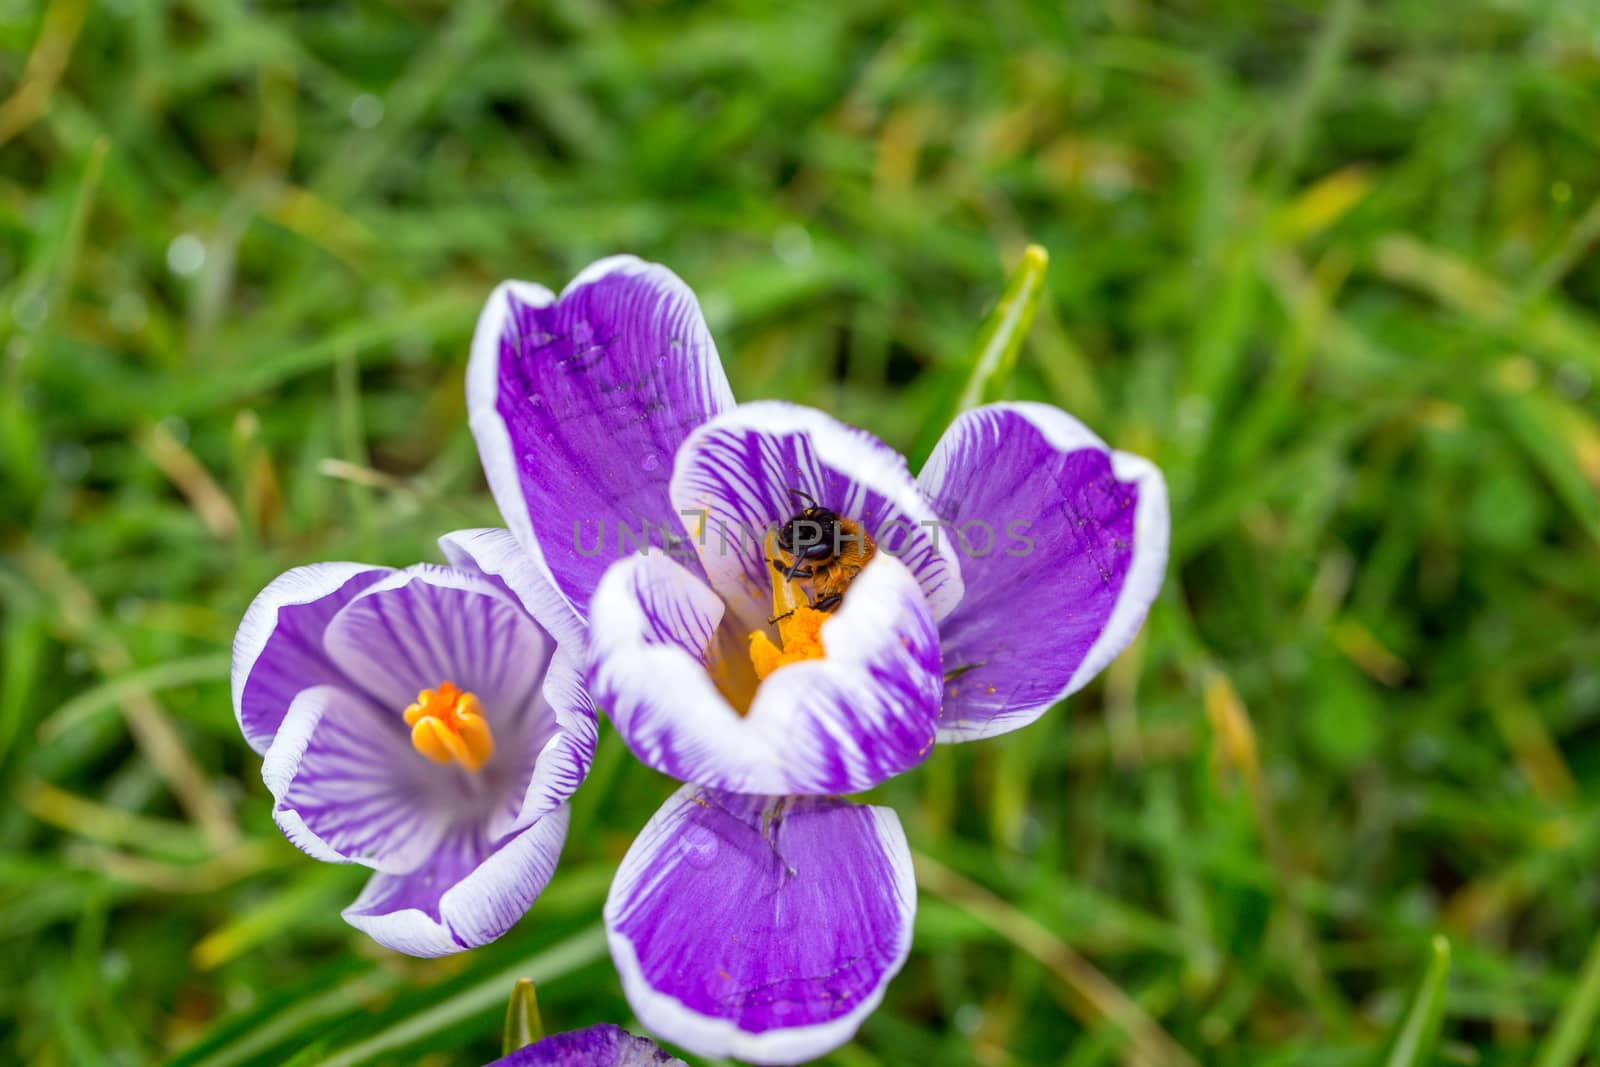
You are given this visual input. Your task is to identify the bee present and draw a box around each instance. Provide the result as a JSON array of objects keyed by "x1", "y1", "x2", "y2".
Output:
[{"x1": 771, "y1": 488, "x2": 876, "y2": 613}]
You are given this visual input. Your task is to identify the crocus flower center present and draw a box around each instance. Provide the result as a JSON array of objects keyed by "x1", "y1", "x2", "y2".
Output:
[
  {"x1": 748, "y1": 531, "x2": 831, "y2": 681},
  {"x1": 403, "y1": 681, "x2": 494, "y2": 771}
]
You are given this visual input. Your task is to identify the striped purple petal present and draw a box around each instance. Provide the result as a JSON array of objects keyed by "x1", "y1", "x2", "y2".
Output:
[
  {"x1": 489, "y1": 646, "x2": 598, "y2": 840},
  {"x1": 492, "y1": 1024, "x2": 685, "y2": 1066},
  {"x1": 669, "y1": 401, "x2": 962, "y2": 630},
  {"x1": 588, "y1": 551, "x2": 941, "y2": 795},
  {"x1": 342, "y1": 807, "x2": 570, "y2": 957},
  {"x1": 263, "y1": 684, "x2": 449, "y2": 872},
  {"x1": 467, "y1": 258, "x2": 734, "y2": 626},
  {"x1": 918, "y1": 402, "x2": 1169, "y2": 741},
  {"x1": 440, "y1": 527, "x2": 585, "y2": 651},
  {"x1": 322, "y1": 565, "x2": 552, "y2": 722},
  {"x1": 605, "y1": 786, "x2": 915, "y2": 1065},
  {"x1": 231, "y1": 562, "x2": 390, "y2": 753},
  {"x1": 436, "y1": 534, "x2": 600, "y2": 836}
]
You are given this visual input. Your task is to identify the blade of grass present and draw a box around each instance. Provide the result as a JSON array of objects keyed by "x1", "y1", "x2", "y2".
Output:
[
  {"x1": 954, "y1": 243, "x2": 1050, "y2": 413},
  {"x1": 1378, "y1": 935, "x2": 1451, "y2": 1067},
  {"x1": 0, "y1": 0, "x2": 88, "y2": 146},
  {"x1": 39, "y1": 653, "x2": 231, "y2": 741},
  {"x1": 910, "y1": 243, "x2": 1048, "y2": 465},
  {"x1": 501, "y1": 978, "x2": 544, "y2": 1055},
  {"x1": 1533, "y1": 927, "x2": 1600, "y2": 1067},
  {"x1": 17, "y1": 541, "x2": 240, "y2": 848}
]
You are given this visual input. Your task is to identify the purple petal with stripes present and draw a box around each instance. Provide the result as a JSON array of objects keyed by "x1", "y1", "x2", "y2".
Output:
[
  {"x1": 343, "y1": 806, "x2": 570, "y2": 956},
  {"x1": 917, "y1": 402, "x2": 1169, "y2": 741},
  {"x1": 467, "y1": 258, "x2": 735, "y2": 626},
  {"x1": 440, "y1": 527, "x2": 585, "y2": 651},
  {"x1": 428, "y1": 539, "x2": 599, "y2": 836},
  {"x1": 669, "y1": 402, "x2": 962, "y2": 631},
  {"x1": 321, "y1": 565, "x2": 559, "y2": 848},
  {"x1": 263, "y1": 685, "x2": 450, "y2": 873},
  {"x1": 588, "y1": 551, "x2": 941, "y2": 795},
  {"x1": 322, "y1": 565, "x2": 553, "y2": 724},
  {"x1": 231, "y1": 563, "x2": 390, "y2": 754},
  {"x1": 489, "y1": 646, "x2": 598, "y2": 840},
  {"x1": 493, "y1": 1024, "x2": 685, "y2": 1067},
  {"x1": 605, "y1": 786, "x2": 915, "y2": 1065}
]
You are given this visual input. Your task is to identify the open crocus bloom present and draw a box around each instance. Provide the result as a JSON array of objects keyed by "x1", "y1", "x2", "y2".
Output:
[
  {"x1": 466, "y1": 256, "x2": 1168, "y2": 1062},
  {"x1": 489, "y1": 1024, "x2": 684, "y2": 1066},
  {"x1": 231, "y1": 545, "x2": 595, "y2": 956}
]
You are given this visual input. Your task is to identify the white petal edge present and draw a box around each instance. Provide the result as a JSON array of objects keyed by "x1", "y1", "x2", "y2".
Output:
[
  {"x1": 1062, "y1": 450, "x2": 1169, "y2": 694},
  {"x1": 231, "y1": 561, "x2": 391, "y2": 753},
  {"x1": 916, "y1": 399, "x2": 1108, "y2": 514},
  {"x1": 491, "y1": 647, "x2": 598, "y2": 839},
  {"x1": 465, "y1": 278, "x2": 579, "y2": 627},
  {"x1": 343, "y1": 805, "x2": 571, "y2": 957}
]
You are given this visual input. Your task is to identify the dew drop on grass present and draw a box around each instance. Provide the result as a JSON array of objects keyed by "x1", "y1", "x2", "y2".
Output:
[
  {"x1": 349, "y1": 93, "x2": 384, "y2": 129},
  {"x1": 166, "y1": 234, "x2": 206, "y2": 277},
  {"x1": 773, "y1": 223, "x2": 813, "y2": 266},
  {"x1": 954, "y1": 1004, "x2": 985, "y2": 1036}
]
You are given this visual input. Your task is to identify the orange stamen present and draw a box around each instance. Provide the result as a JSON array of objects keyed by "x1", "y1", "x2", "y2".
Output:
[
  {"x1": 748, "y1": 532, "x2": 831, "y2": 681},
  {"x1": 403, "y1": 681, "x2": 494, "y2": 771}
]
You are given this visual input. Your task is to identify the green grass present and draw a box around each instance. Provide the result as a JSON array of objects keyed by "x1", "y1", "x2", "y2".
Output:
[{"x1": 6, "y1": 1, "x2": 1600, "y2": 1064}]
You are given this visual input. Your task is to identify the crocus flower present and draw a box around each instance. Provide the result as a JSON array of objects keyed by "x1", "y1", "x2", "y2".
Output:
[
  {"x1": 464, "y1": 256, "x2": 1169, "y2": 1061},
  {"x1": 231, "y1": 546, "x2": 596, "y2": 955},
  {"x1": 490, "y1": 1024, "x2": 685, "y2": 1066}
]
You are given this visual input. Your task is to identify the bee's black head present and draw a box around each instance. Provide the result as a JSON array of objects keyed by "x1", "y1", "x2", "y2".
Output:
[
  {"x1": 777, "y1": 489, "x2": 839, "y2": 554},
  {"x1": 777, "y1": 505, "x2": 840, "y2": 553}
]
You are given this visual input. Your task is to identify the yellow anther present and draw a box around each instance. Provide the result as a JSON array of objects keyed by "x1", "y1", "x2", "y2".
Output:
[
  {"x1": 403, "y1": 681, "x2": 494, "y2": 771},
  {"x1": 748, "y1": 531, "x2": 831, "y2": 681}
]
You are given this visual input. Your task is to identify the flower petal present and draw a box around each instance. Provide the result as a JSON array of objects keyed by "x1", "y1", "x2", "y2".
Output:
[
  {"x1": 342, "y1": 806, "x2": 570, "y2": 956},
  {"x1": 263, "y1": 685, "x2": 448, "y2": 872},
  {"x1": 669, "y1": 401, "x2": 962, "y2": 628},
  {"x1": 588, "y1": 551, "x2": 941, "y2": 795},
  {"x1": 488, "y1": 646, "x2": 599, "y2": 840},
  {"x1": 605, "y1": 786, "x2": 915, "y2": 1066},
  {"x1": 426, "y1": 539, "x2": 596, "y2": 835},
  {"x1": 493, "y1": 1024, "x2": 685, "y2": 1067},
  {"x1": 322, "y1": 564, "x2": 552, "y2": 719},
  {"x1": 231, "y1": 563, "x2": 391, "y2": 754},
  {"x1": 467, "y1": 258, "x2": 735, "y2": 625},
  {"x1": 918, "y1": 402, "x2": 1169, "y2": 741},
  {"x1": 439, "y1": 527, "x2": 585, "y2": 651}
]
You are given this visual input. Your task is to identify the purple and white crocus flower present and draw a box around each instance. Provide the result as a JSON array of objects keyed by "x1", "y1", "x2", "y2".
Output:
[
  {"x1": 231, "y1": 550, "x2": 595, "y2": 955},
  {"x1": 461, "y1": 256, "x2": 1170, "y2": 1063}
]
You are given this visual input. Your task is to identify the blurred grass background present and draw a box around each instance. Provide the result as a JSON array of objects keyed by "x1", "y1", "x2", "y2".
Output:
[{"x1": 5, "y1": 0, "x2": 1600, "y2": 1064}]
